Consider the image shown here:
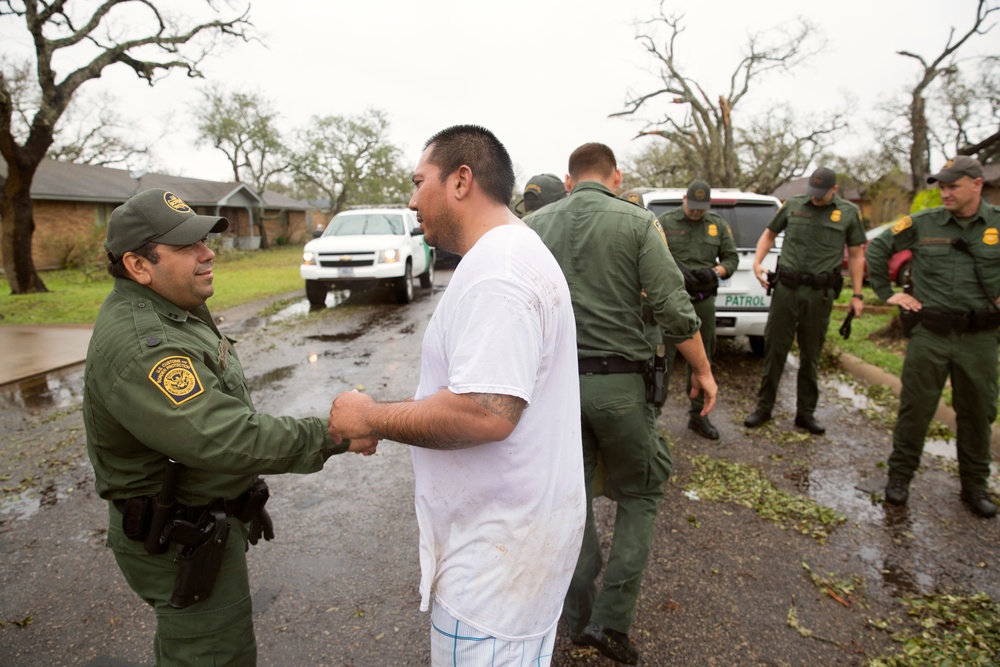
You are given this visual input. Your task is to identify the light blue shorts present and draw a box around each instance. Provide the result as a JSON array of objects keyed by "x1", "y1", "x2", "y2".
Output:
[{"x1": 430, "y1": 600, "x2": 557, "y2": 666}]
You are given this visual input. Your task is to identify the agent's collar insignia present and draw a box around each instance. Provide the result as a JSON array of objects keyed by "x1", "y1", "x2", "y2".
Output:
[{"x1": 149, "y1": 356, "x2": 204, "y2": 405}]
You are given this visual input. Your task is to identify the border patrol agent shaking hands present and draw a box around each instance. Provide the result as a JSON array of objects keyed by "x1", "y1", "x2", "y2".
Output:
[
  {"x1": 83, "y1": 189, "x2": 377, "y2": 666},
  {"x1": 867, "y1": 156, "x2": 999, "y2": 519}
]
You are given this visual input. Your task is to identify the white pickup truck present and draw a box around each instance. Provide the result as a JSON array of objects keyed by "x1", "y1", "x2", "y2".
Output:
[
  {"x1": 636, "y1": 188, "x2": 782, "y2": 356},
  {"x1": 301, "y1": 208, "x2": 434, "y2": 305}
]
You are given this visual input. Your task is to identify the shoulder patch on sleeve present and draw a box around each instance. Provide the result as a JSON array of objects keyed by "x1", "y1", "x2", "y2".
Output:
[
  {"x1": 653, "y1": 219, "x2": 669, "y2": 248},
  {"x1": 149, "y1": 356, "x2": 204, "y2": 405},
  {"x1": 892, "y1": 216, "x2": 912, "y2": 235}
]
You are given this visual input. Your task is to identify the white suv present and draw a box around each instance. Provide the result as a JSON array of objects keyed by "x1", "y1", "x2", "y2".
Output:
[
  {"x1": 301, "y1": 208, "x2": 434, "y2": 305},
  {"x1": 636, "y1": 188, "x2": 782, "y2": 356}
]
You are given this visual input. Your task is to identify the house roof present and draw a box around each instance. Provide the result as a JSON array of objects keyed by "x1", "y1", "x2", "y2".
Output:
[
  {"x1": 769, "y1": 177, "x2": 864, "y2": 202},
  {"x1": 0, "y1": 158, "x2": 314, "y2": 211}
]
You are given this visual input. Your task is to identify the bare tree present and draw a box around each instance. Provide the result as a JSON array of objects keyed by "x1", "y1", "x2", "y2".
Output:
[
  {"x1": 0, "y1": 1, "x2": 253, "y2": 294},
  {"x1": 612, "y1": 2, "x2": 841, "y2": 191},
  {"x1": 897, "y1": 0, "x2": 999, "y2": 190},
  {"x1": 47, "y1": 92, "x2": 150, "y2": 167},
  {"x1": 195, "y1": 86, "x2": 288, "y2": 248},
  {"x1": 620, "y1": 140, "x2": 699, "y2": 192}
]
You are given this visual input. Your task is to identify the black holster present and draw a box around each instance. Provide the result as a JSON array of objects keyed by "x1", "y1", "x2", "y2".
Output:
[
  {"x1": 899, "y1": 309, "x2": 919, "y2": 338},
  {"x1": 766, "y1": 270, "x2": 777, "y2": 296},
  {"x1": 644, "y1": 344, "x2": 667, "y2": 407},
  {"x1": 168, "y1": 510, "x2": 231, "y2": 609}
]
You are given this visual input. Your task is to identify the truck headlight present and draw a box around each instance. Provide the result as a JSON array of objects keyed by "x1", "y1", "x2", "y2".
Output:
[
  {"x1": 378, "y1": 249, "x2": 400, "y2": 263},
  {"x1": 302, "y1": 251, "x2": 315, "y2": 265}
]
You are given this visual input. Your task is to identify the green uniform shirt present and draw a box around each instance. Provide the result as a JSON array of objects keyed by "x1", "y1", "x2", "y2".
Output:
[
  {"x1": 526, "y1": 181, "x2": 700, "y2": 360},
  {"x1": 768, "y1": 194, "x2": 865, "y2": 273},
  {"x1": 867, "y1": 200, "x2": 1000, "y2": 312},
  {"x1": 83, "y1": 278, "x2": 346, "y2": 506},
  {"x1": 657, "y1": 208, "x2": 739, "y2": 276}
]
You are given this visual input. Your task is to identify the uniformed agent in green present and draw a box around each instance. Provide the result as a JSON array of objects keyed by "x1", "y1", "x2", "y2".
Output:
[
  {"x1": 744, "y1": 167, "x2": 866, "y2": 435},
  {"x1": 528, "y1": 143, "x2": 718, "y2": 665},
  {"x1": 83, "y1": 188, "x2": 377, "y2": 666},
  {"x1": 658, "y1": 180, "x2": 738, "y2": 440},
  {"x1": 518, "y1": 172, "x2": 568, "y2": 215},
  {"x1": 867, "y1": 156, "x2": 999, "y2": 518}
]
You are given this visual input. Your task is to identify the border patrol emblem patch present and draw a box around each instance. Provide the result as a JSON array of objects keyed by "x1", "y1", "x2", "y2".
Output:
[
  {"x1": 892, "y1": 216, "x2": 912, "y2": 234},
  {"x1": 149, "y1": 356, "x2": 204, "y2": 405},
  {"x1": 163, "y1": 191, "x2": 192, "y2": 214},
  {"x1": 707, "y1": 224, "x2": 718, "y2": 237},
  {"x1": 831, "y1": 210, "x2": 842, "y2": 223},
  {"x1": 985, "y1": 228, "x2": 999, "y2": 246},
  {"x1": 653, "y1": 219, "x2": 668, "y2": 248}
]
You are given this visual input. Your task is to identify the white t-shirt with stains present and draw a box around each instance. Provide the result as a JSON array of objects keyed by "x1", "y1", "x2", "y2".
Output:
[{"x1": 411, "y1": 223, "x2": 585, "y2": 641}]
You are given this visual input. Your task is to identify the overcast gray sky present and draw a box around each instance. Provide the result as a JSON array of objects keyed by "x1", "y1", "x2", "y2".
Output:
[{"x1": 3, "y1": 0, "x2": 995, "y2": 189}]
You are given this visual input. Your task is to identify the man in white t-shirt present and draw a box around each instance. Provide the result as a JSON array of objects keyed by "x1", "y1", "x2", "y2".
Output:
[{"x1": 328, "y1": 124, "x2": 586, "y2": 666}]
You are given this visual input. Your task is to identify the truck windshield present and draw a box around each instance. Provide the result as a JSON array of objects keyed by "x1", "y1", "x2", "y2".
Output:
[
  {"x1": 326, "y1": 214, "x2": 404, "y2": 236},
  {"x1": 648, "y1": 201, "x2": 778, "y2": 249}
]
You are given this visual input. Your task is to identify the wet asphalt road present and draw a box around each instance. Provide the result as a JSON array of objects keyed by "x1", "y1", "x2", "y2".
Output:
[{"x1": 1, "y1": 267, "x2": 998, "y2": 666}]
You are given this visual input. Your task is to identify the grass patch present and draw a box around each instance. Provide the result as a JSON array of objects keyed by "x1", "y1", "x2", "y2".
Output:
[
  {"x1": 678, "y1": 455, "x2": 847, "y2": 542},
  {"x1": 868, "y1": 593, "x2": 1000, "y2": 667},
  {"x1": 0, "y1": 246, "x2": 304, "y2": 324}
]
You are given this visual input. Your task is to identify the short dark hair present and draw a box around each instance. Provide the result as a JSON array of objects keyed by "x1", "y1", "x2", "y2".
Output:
[
  {"x1": 424, "y1": 125, "x2": 515, "y2": 206},
  {"x1": 568, "y1": 143, "x2": 617, "y2": 180},
  {"x1": 107, "y1": 241, "x2": 160, "y2": 279}
]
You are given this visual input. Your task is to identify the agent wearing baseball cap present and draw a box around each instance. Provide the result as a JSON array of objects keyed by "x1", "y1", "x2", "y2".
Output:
[
  {"x1": 867, "y1": 156, "x2": 999, "y2": 518},
  {"x1": 657, "y1": 180, "x2": 738, "y2": 440},
  {"x1": 519, "y1": 173, "x2": 568, "y2": 215},
  {"x1": 84, "y1": 189, "x2": 377, "y2": 663},
  {"x1": 745, "y1": 167, "x2": 866, "y2": 435}
]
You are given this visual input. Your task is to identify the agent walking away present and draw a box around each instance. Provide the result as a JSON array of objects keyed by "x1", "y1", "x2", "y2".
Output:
[
  {"x1": 744, "y1": 167, "x2": 866, "y2": 435},
  {"x1": 83, "y1": 189, "x2": 376, "y2": 666},
  {"x1": 528, "y1": 143, "x2": 717, "y2": 665},
  {"x1": 658, "y1": 180, "x2": 738, "y2": 440},
  {"x1": 867, "y1": 156, "x2": 999, "y2": 518},
  {"x1": 328, "y1": 125, "x2": 586, "y2": 666}
]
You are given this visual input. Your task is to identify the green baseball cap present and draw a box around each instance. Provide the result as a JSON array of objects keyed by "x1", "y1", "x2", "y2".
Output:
[
  {"x1": 685, "y1": 180, "x2": 711, "y2": 210},
  {"x1": 523, "y1": 174, "x2": 567, "y2": 212},
  {"x1": 105, "y1": 189, "x2": 229, "y2": 262},
  {"x1": 927, "y1": 156, "x2": 983, "y2": 184},
  {"x1": 805, "y1": 167, "x2": 837, "y2": 198}
]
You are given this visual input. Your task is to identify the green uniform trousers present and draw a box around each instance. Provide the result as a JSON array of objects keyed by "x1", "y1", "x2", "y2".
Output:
[
  {"x1": 756, "y1": 284, "x2": 833, "y2": 416},
  {"x1": 564, "y1": 373, "x2": 672, "y2": 635},
  {"x1": 665, "y1": 296, "x2": 716, "y2": 415},
  {"x1": 889, "y1": 326, "x2": 999, "y2": 492},
  {"x1": 107, "y1": 504, "x2": 256, "y2": 666}
]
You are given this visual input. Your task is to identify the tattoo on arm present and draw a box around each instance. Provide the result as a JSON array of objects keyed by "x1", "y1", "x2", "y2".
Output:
[{"x1": 464, "y1": 392, "x2": 527, "y2": 427}]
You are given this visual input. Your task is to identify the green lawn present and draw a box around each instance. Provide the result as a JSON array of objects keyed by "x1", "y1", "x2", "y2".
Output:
[{"x1": 0, "y1": 246, "x2": 305, "y2": 325}]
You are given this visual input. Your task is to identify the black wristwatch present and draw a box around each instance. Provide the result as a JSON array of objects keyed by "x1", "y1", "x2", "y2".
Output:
[{"x1": 852, "y1": 293, "x2": 864, "y2": 300}]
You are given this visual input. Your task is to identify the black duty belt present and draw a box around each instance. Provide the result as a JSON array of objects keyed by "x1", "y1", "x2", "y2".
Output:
[
  {"x1": 578, "y1": 356, "x2": 646, "y2": 375},
  {"x1": 908, "y1": 308, "x2": 1000, "y2": 336},
  {"x1": 113, "y1": 485, "x2": 258, "y2": 524}
]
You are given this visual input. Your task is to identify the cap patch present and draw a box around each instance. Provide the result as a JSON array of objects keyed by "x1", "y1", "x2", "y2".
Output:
[
  {"x1": 149, "y1": 356, "x2": 204, "y2": 405},
  {"x1": 525, "y1": 184, "x2": 542, "y2": 195},
  {"x1": 984, "y1": 228, "x2": 999, "y2": 246},
  {"x1": 892, "y1": 216, "x2": 912, "y2": 235},
  {"x1": 164, "y1": 192, "x2": 192, "y2": 214},
  {"x1": 707, "y1": 223, "x2": 718, "y2": 237},
  {"x1": 943, "y1": 159, "x2": 955, "y2": 169},
  {"x1": 627, "y1": 193, "x2": 640, "y2": 203}
]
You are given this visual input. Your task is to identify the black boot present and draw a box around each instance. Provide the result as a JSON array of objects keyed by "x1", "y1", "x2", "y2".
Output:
[
  {"x1": 884, "y1": 476, "x2": 910, "y2": 506},
  {"x1": 794, "y1": 413, "x2": 825, "y2": 435},
  {"x1": 578, "y1": 623, "x2": 639, "y2": 665},
  {"x1": 688, "y1": 414, "x2": 720, "y2": 440},
  {"x1": 960, "y1": 489, "x2": 997, "y2": 518},
  {"x1": 743, "y1": 408, "x2": 771, "y2": 428}
]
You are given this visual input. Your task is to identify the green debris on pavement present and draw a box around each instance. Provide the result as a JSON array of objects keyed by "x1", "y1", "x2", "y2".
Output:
[
  {"x1": 679, "y1": 455, "x2": 847, "y2": 542},
  {"x1": 868, "y1": 593, "x2": 1000, "y2": 667}
]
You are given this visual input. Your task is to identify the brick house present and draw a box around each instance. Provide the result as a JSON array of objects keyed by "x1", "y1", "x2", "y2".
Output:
[{"x1": 0, "y1": 159, "x2": 318, "y2": 270}]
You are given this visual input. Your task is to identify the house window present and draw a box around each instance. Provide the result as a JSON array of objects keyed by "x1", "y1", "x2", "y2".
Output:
[{"x1": 95, "y1": 203, "x2": 115, "y2": 228}]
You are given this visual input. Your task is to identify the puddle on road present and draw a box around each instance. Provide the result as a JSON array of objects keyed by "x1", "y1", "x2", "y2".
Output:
[
  {"x1": 246, "y1": 365, "x2": 297, "y2": 393},
  {"x1": 0, "y1": 368, "x2": 84, "y2": 411},
  {"x1": 306, "y1": 331, "x2": 364, "y2": 343}
]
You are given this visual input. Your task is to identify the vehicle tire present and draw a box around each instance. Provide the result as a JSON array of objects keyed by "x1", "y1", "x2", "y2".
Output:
[
  {"x1": 395, "y1": 262, "x2": 414, "y2": 304},
  {"x1": 419, "y1": 257, "x2": 434, "y2": 289},
  {"x1": 305, "y1": 280, "x2": 328, "y2": 306},
  {"x1": 896, "y1": 259, "x2": 913, "y2": 291},
  {"x1": 748, "y1": 335, "x2": 765, "y2": 357}
]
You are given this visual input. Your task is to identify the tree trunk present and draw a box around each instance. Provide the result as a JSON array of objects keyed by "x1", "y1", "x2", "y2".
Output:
[
  {"x1": 1, "y1": 159, "x2": 48, "y2": 294},
  {"x1": 909, "y1": 94, "x2": 930, "y2": 192},
  {"x1": 254, "y1": 207, "x2": 270, "y2": 250}
]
